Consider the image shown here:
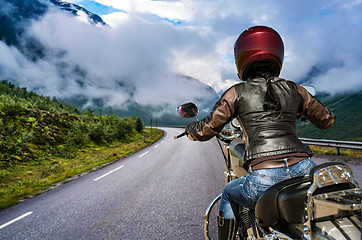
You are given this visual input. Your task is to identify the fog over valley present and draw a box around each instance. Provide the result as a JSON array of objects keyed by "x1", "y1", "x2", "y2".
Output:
[{"x1": 1, "y1": 0, "x2": 362, "y2": 122}]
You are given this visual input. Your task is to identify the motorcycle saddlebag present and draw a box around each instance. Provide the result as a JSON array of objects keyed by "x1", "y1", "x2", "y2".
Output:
[{"x1": 255, "y1": 176, "x2": 311, "y2": 227}]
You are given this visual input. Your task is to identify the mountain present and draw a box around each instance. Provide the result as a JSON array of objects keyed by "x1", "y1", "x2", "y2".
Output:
[
  {"x1": 297, "y1": 62, "x2": 344, "y2": 86},
  {"x1": 2, "y1": 0, "x2": 360, "y2": 134},
  {"x1": 0, "y1": 0, "x2": 220, "y2": 125},
  {"x1": 0, "y1": 0, "x2": 105, "y2": 60},
  {"x1": 0, "y1": 0, "x2": 46, "y2": 61},
  {"x1": 49, "y1": 0, "x2": 107, "y2": 25},
  {"x1": 296, "y1": 91, "x2": 362, "y2": 141},
  {"x1": 60, "y1": 74, "x2": 220, "y2": 125}
]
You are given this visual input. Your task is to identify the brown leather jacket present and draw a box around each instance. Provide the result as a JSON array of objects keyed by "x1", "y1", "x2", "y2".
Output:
[{"x1": 186, "y1": 77, "x2": 336, "y2": 163}]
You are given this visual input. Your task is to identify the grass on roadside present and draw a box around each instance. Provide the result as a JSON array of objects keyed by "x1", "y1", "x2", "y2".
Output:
[
  {"x1": 0, "y1": 128, "x2": 163, "y2": 210},
  {"x1": 308, "y1": 145, "x2": 362, "y2": 159}
]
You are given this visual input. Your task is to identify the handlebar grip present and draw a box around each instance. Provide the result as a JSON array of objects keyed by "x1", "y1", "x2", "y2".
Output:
[{"x1": 174, "y1": 131, "x2": 187, "y2": 139}]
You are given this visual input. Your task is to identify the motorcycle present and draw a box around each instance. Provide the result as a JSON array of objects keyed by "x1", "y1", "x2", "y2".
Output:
[{"x1": 175, "y1": 102, "x2": 361, "y2": 240}]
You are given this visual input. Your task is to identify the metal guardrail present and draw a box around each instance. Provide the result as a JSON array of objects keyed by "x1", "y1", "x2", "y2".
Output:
[{"x1": 300, "y1": 138, "x2": 362, "y2": 155}]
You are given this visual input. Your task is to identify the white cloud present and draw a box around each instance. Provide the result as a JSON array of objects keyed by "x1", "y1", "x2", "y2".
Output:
[
  {"x1": 341, "y1": 0, "x2": 362, "y2": 9},
  {"x1": 1, "y1": 6, "x2": 218, "y2": 112},
  {"x1": 312, "y1": 66, "x2": 362, "y2": 94},
  {"x1": 1, "y1": 0, "x2": 362, "y2": 117},
  {"x1": 95, "y1": 0, "x2": 193, "y2": 21},
  {"x1": 101, "y1": 11, "x2": 130, "y2": 27},
  {"x1": 96, "y1": 0, "x2": 362, "y2": 94}
]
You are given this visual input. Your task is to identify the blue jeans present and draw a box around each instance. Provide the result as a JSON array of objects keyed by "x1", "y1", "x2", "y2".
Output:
[{"x1": 219, "y1": 158, "x2": 316, "y2": 218}]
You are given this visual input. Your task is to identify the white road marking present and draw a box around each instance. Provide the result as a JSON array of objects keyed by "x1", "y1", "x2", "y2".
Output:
[
  {"x1": 154, "y1": 144, "x2": 159, "y2": 149},
  {"x1": 93, "y1": 165, "x2": 124, "y2": 181},
  {"x1": 138, "y1": 151, "x2": 149, "y2": 158},
  {"x1": 161, "y1": 140, "x2": 165, "y2": 143},
  {"x1": 0, "y1": 212, "x2": 33, "y2": 230}
]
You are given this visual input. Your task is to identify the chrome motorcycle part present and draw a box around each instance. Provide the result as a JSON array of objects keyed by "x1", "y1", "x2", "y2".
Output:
[
  {"x1": 204, "y1": 194, "x2": 222, "y2": 240},
  {"x1": 308, "y1": 163, "x2": 359, "y2": 195},
  {"x1": 306, "y1": 163, "x2": 361, "y2": 240}
]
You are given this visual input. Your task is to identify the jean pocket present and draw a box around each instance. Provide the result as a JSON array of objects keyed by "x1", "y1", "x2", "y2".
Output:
[
  {"x1": 246, "y1": 175, "x2": 277, "y2": 205},
  {"x1": 292, "y1": 159, "x2": 317, "y2": 177}
]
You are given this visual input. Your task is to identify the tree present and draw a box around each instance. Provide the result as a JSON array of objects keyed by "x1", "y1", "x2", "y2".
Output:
[{"x1": 135, "y1": 117, "x2": 144, "y2": 132}]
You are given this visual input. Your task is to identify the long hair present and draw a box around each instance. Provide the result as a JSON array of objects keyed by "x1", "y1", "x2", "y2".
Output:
[
  {"x1": 246, "y1": 62, "x2": 281, "y2": 111},
  {"x1": 263, "y1": 73, "x2": 281, "y2": 111}
]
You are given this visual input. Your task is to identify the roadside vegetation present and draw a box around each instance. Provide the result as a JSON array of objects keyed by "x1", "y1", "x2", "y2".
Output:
[
  {"x1": 0, "y1": 80, "x2": 163, "y2": 209},
  {"x1": 308, "y1": 145, "x2": 362, "y2": 159}
]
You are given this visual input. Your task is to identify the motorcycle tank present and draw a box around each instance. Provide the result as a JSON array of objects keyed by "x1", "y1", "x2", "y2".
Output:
[{"x1": 227, "y1": 138, "x2": 248, "y2": 177}]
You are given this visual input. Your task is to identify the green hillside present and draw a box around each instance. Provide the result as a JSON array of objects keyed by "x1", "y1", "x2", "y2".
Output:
[
  {"x1": 296, "y1": 91, "x2": 362, "y2": 141},
  {"x1": 0, "y1": 80, "x2": 147, "y2": 168},
  {"x1": 0, "y1": 80, "x2": 163, "y2": 209}
]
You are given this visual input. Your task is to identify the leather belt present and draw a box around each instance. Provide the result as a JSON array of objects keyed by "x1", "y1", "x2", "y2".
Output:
[{"x1": 250, "y1": 157, "x2": 304, "y2": 171}]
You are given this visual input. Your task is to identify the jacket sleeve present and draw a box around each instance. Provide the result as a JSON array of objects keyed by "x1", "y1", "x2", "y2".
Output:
[
  {"x1": 186, "y1": 87, "x2": 237, "y2": 141},
  {"x1": 296, "y1": 84, "x2": 336, "y2": 130}
]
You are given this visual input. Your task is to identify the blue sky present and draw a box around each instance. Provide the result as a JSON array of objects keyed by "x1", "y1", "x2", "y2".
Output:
[{"x1": 72, "y1": 0, "x2": 120, "y2": 15}]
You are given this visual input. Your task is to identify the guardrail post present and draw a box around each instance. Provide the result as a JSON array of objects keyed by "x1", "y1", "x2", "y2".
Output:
[{"x1": 337, "y1": 147, "x2": 341, "y2": 155}]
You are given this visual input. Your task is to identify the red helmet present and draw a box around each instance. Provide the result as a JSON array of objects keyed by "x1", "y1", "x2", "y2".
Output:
[{"x1": 234, "y1": 26, "x2": 284, "y2": 80}]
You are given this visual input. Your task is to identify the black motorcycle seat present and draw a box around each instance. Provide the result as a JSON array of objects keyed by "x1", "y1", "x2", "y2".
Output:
[{"x1": 255, "y1": 175, "x2": 311, "y2": 227}]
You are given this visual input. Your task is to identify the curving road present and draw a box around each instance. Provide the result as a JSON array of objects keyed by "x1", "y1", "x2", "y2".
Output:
[
  {"x1": 1, "y1": 127, "x2": 360, "y2": 239},
  {"x1": 0, "y1": 127, "x2": 225, "y2": 240}
]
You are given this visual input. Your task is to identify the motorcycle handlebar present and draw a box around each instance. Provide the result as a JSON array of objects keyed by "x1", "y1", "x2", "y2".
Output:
[
  {"x1": 217, "y1": 131, "x2": 241, "y2": 143},
  {"x1": 175, "y1": 130, "x2": 240, "y2": 141},
  {"x1": 174, "y1": 131, "x2": 188, "y2": 139}
]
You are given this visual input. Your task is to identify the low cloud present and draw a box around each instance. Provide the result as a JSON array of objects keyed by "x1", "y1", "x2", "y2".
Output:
[
  {"x1": 1, "y1": 0, "x2": 362, "y2": 117},
  {"x1": 0, "y1": 3, "x2": 219, "y2": 113},
  {"x1": 95, "y1": 0, "x2": 362, "y2": 94}
]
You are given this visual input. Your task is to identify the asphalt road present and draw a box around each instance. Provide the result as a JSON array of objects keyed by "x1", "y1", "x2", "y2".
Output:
[
  {"x1": 1, "y1": 127, "x2": 361, "y2": 239},
  {"x1": 0, "y1": 127, "x2": 225, "y2": 240}
]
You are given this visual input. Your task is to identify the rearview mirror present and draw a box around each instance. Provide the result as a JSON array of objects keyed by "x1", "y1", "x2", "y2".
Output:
[{"x1": 177, "y1": 102, "x2": 198, "y2": 118}]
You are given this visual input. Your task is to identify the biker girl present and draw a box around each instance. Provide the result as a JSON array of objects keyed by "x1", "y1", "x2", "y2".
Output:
[{"x1": 184, "y1": 26, "x2": 336, "y2": 240}]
